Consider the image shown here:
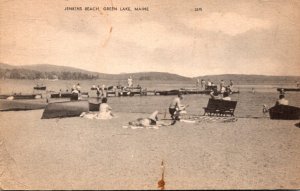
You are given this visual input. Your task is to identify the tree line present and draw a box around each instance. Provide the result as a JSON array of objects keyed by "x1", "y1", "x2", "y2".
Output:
[{"x1": 0, "y1": 68, "x2": 99, "y2": 80}]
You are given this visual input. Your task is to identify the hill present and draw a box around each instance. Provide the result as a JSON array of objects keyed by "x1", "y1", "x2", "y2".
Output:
[
  {"x1": 194, "y1": 74, "x2": 300, "y2": 85},
  {"x1": 0, "y1": 63, "x2": 299, "y2": 84},
  {"x1": 0, "y1": 63, "x2": 191, "y2": 81}
]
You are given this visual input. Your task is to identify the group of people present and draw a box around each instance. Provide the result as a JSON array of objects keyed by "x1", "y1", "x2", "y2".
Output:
[
  {"x1": 209, "y1": 88, "x2": 232, "y2": 101},
  {"x1": 83, "y1": 92, "x2": 188, "y2": 125},
  {"x1": 71, "y1": 83, "x2": 81, "y2": 94},
  {"x1": 196, "y1": 79, "x2": 234, "y2": 92},
  {"x1": 94, "y1": 85, "x2": 107, "y2": 98}
]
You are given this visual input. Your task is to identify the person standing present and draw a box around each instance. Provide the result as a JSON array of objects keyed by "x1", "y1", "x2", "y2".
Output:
[
  {"x1": 96, "y1": 85, "x2": 101, "y2": 97},
  {"x1": 196, "y1": 78, "x2": 200, "y2": 87},
  {"x1": 220, "y1": 80, "x2": 225, "y2": 91},
  {"x1": 76, "y1": 83, "x2": 81, "y2": 93},
  {"x1": 101, "y1": 84, "x2": 107, "y2": 98},
  {"x1": 201, "y1": 79, "x2": 206, "y2": 90},
  {"x1": 128, "y1": 76, "x2": 133, "y2": 87},
  {"x1": 207, "y1": 79, "x2": 212, "y2": 87}
]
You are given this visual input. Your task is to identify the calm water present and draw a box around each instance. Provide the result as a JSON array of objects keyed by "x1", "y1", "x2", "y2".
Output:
[{"x1": 0, "y1": 79, "x2": 299, "y2": 118}]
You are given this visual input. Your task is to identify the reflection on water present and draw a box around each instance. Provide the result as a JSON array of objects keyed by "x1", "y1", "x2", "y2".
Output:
[{"x1": 0, "y1": 79, "x2": 299, "y2": 118}]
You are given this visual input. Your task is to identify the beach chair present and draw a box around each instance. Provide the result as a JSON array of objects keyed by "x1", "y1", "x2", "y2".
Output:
[{"x1": 203, "y1": 99, "x2": 237, "y2": 116}]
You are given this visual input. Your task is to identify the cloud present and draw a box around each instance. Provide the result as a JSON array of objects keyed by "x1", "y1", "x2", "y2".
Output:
[
  {"x1": 186, "y1": 12, "x2": 272, "y2": 36},
  {"x1": 112, "y1": 21, "x2": 192, "y2": 50}
]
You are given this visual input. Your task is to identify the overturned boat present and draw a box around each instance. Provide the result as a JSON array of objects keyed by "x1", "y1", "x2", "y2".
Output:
[
  {"x1": 0, "y1": 93, "x2": 42, "y2": 100},
  {"x1": 269, "y1": 105, "x2": 300, "y2": 120},
  {"x1": 277, "y1": 88, "x2": 300, "y2": 92},
  {"x1": 41, "y1": 100, "x2": 89, "y2": 119},
  {"x1": 0, "y1": 100, "x2": 47, "y2": 111}
]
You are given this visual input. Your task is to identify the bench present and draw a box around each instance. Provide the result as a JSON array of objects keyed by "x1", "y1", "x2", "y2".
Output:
[{"x1": 203, "y1": 98, "x2": 237, "y2": 116}]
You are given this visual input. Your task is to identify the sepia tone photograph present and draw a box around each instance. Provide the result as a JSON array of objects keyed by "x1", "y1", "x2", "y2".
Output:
[{"x1": 0, "y1": 0, "x2": 300, "y2": 190}]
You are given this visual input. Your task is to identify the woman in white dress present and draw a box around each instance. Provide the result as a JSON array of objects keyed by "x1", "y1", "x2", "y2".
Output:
[{"x1": 97, "y1": 97, "x2": 114, "y2": 119}]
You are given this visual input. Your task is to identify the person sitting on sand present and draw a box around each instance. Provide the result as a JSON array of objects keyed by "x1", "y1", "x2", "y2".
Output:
[
  {"x1": 276, "y1": 94, "x2": 288, "y2": 106},
  {"x1": 97, "y1": 97, "x2": 114, "y2": 119},
  {"x1": 222, "y1": 91, "x2": 231, "y2": 101},
  {"x1": 169, "y1": 93, "x2": 188, "y2": 120},
  {"x1": 129, "y1": 111, "x2": 176, "y2": 127}
]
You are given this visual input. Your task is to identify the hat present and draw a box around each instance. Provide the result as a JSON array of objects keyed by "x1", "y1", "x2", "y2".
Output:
[{"x1": 148, "y1": 110, "x2": 159, "y2": 121}]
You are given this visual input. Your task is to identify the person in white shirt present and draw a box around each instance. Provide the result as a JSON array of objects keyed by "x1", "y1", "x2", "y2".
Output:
[
  {"x1": 276, "y1": 94, "x2": 288, "y2": 105},
  {"x1": 128, "y1": 76, "x2": 133, "y2": 87}
]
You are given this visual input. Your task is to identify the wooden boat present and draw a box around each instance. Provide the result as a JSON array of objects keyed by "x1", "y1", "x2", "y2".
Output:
[
  {"x1": 50, "y1": 92, "x2": 73, "y2": 98},
  {"x1": 13, "y1": 94, "x2": 42, "y2": 99},
  {"x1": 50, "y1": 92, "x2": 88, "y2": 99},
  {"x1": 0, "y1": 93, "x2": 42, "y2": 100},
  {"x1": 277, "y1": 88, "x2": 300, "y2": 92},
  {"x1": 0, "y1": 94, "x2": 11, "y2": 99},
  {"x1": 89, "y1": 102, "x2": 100, "y2": 111},
  {"x1": 41, "y1": 100, "x2": 89, "y2": 119},
  {"x1": 33, "y1": 86, "x2": 46, "y2": 90},
  {"x1": 106, "y1": 86, "x2": 145, "y2": 97},
  {"x1": 269, "y1": 105, "x2": 300, "y2": 120},
  {"x1": 0, "y1": 100, "x2": 47, "y2": 111},
  {"x1": 155, "y1": 90, "x2": 180, "y2": 96},
  {"x1": 81, "y1": 92, "x2": 89, "y2": 97}
]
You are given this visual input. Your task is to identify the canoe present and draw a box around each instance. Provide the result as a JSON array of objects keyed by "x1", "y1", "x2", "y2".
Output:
[
  {"x1": 41, "y1": 100, "x2": 89, "y2": 119},
  {"x1": 89, "y1": 102, "x2": 100, "y2": 111},
  {"x1": 269, "y1": 105, "x2": 300, "y2": 120},
  {"x1": 0, "y1": 100, "x2": 47, "y2": 111},
  {"x1": 156, "y1": 90, "x2": 180, "y2": 96},
  {"x1": 0, "y1": 95, "x2": 11, "y2": 99},
  {"x1": 50, "y1": 92, "x2": 73, "y2": 98},
  {"x1": 13, "y1": 94, "x2": 42, "y2": 99},
  {"x1": 50, "y1": 92, "x2": 88, "y2": 99},
  {"x1": 0, "y1": 94, "x2": 42, "y2": 100},
  {"x1": 277, "y1": 88, "x2": 300, "y2": 92},
  {"x1": 34, "y1": 86, "x2": 46, "y2": 90}
]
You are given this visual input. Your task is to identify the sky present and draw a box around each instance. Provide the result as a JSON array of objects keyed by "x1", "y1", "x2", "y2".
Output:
[{"x1": 0, "y1": 0, "x2": 299, "y2": 77}]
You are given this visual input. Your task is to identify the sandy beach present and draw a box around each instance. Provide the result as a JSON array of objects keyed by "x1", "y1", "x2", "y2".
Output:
[
  {"x1": 1, "y1": 109, "x2": 299, "y2": 190},
  {"x1": 1, "y1": 0, "x2": 300, "y2": 189}
]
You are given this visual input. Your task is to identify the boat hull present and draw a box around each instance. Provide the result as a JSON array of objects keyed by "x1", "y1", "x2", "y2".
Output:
[
  {"x1": 277, "y1": 88, "x2": 300, "y2": 92},
  {"x1": 269, "y1": 105, "x2": 300, "y2": 120},
  {"x1": 41, "y1": 100, "x2": 89, "y2": 119},
  {"x1": 89, "y1": 102, "x2": 100, "y2": 111},
  {"x1": 34, "y1": 86, "x2": 46, "y2": 90},
  {"x1": 13, "y1": 94, "x2": 41, "y2": 99},
  {"x1": 0, "y1": 100, "x2": 47, "y2": 111}
]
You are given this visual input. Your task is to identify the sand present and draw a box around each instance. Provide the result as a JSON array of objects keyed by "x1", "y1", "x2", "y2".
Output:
[{"x1": 0, "y1": 109, "x2": 300, "y2": 190}]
